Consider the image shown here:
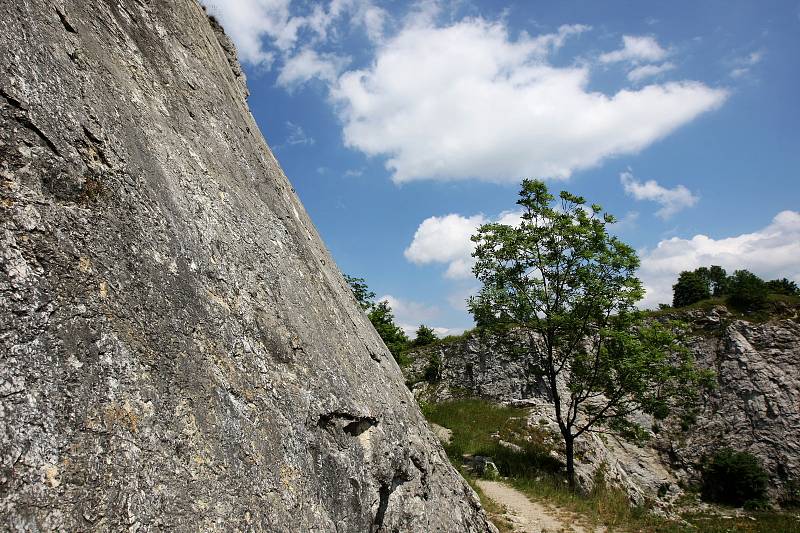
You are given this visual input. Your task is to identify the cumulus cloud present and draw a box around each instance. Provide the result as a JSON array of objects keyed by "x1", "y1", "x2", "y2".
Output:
[
  {"x1": 600, "y1": 35, "x2": 668, "y2": 64},
  {"x1": 331, "y1": 20, "x2": 726, "y2": 182},
  {"x1": 620, "y1": 171, "x2": 698, "y2": 219},
  {"x1": 206, "y1": 4, "x2": 726, "y2": 184},
  {"x1": 627, "y1": 62, "x2": 675, "y2": 82},
  {"x1": 202, "y1": 0, "x2": 299, "y2": 64},
  {"x1": 201, "y1": 0, "x2": 386, "y2": 65},
  {"x1": 277, "y1": 49, "x2": 349, "y2": 88},
  {"x1": 638, "y1": 211, "x2": 800, "y2": 308},
  {"x1": 404, "y1": 211, "x2": 522, "y2": 279}
]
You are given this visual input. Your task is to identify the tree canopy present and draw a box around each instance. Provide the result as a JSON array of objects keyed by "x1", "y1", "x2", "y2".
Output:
[
  {"x1": 345, "y1": 275, "x2": 409, "y2": 360},
  {"x1": 469, "y1": 179, "x2": 712, "y2": 487},
  {"x1": 412, "y1": 325, "x2": 438, "y2": 347}
]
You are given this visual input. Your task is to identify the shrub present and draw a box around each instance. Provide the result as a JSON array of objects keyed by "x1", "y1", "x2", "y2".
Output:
[
  {"x1": 423, "y1": 353, "x2": 442, "y2": 383},
  {"x1": 766, "y1": 278, "x2": 800, "y2": 296},
  {"x1": 412, "y1": 324, "x2": 438, "y2": 347},
  {"x1": 672, "y1": 271, "x2": 711, "y2": 307},
  {"x1": 702, "y1": 448, "x2": 769, "y2": 507},
  {"x1": 727, "y1": 270, "x2": 768, "y2": 311}
]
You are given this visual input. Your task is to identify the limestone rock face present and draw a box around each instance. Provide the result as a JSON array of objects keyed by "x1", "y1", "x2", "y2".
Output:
[
  {"x1": 0, "y1": 1, "x2": 495, "y2": 531},
  {"x1": 406, "y1": 307, "x2": 800, "y2": 503},
  {"x1": 670, "y1": 308, "x2": 800, "y2": 497}
]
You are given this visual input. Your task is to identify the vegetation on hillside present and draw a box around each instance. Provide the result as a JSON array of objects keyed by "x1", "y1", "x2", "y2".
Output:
[
  {"x1": 671, "y1": 265, "x2": 799, "y2": 311},
  {"x1": 345, "y1": 274, "x2": 441, "y2": 362},
  {"x1": 424, "y1": 399, "x2": 800, "y2": 533}
]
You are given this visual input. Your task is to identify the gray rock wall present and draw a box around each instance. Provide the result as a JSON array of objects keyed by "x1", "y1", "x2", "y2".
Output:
[{"x1": 0, "y1": 1, "x2": 494, "y2": 531}]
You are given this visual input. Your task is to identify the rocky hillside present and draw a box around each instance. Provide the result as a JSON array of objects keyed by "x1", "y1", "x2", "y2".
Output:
[
  {"x1": 0, "y1": 1, "x2": 494, "y2": 531},
  {"x1": 404, "y1": 304, "x2": 800, "y2": 504}
]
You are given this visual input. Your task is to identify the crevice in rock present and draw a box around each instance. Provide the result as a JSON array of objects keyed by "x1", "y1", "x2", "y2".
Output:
[
  {"x1": 373, "y1": 472, "x2": 410, "y2": 532},
  {"x1": 1, "y1": 88, "x2": 62, "y2": 157},
  {"x1": 56, "y1": 8, "x2": 78, "y2": 34},
  {"x1": 317, "y1": 411, "x2": 378, "y2": 437}
]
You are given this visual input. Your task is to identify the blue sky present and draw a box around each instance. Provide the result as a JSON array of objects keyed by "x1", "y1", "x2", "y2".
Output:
[{"x1": 202, "y1": 0, "x2": 800, "y2": 336}]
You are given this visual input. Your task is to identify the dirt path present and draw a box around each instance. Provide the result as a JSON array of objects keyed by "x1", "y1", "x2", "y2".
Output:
[{"x1": 476, "y1": 480, "x2": 603, "y2": 533}]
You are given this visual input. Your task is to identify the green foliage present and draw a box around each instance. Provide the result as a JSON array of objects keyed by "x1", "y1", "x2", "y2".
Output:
[
  {"x1": 783, "y1": 478, "x2": 800, "y2": 508},
  {"x1": 423, "y1": 353, "x2": 442, "y2": 383},
  {"x1": 468, "y1": 179, "x2": 712, "y2": 487},
  {"x1": 727, "y1": 270, "x2": 769, "y2": 311},
  {"x1": 344, "y1": 274, "x2": 376, "y2": 311},
  {"x1": 702, "y1": 448, "x2": 769, "y2": 507},
  {"x1": 766, "y1": 278, "x2": 799, "y2": 296},
  {"x1": 345, "y1": 274, "x2": 410, "y2": 360},
  {"x1": 672, "y1": 270, "x2": 711, "y2": 307},
  {"x1": 368, "y1": 300, "x2": 409, "y2": 361},
  {"x1": 411, "y1": 324, "x2": 438, "y2": 347},
  {"x1": 423, "y1": 399, "x2": 561, "y2": 478},
  {"x1": 670, "y1": 265, "x2": 796, "y2": 311}
]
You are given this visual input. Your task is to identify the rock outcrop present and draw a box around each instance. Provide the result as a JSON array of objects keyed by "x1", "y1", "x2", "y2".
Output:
[
  {"x1": 0, "y1": 1, "x2": 495, "y2": 531},
  {"x1": 405, "y1": 306, "x2": 800, "y2": 504}
]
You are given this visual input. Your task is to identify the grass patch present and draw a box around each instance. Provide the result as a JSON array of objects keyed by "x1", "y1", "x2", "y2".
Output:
[
  {"x1": 423, "y1": 398, "x2": 561, "y2": 478},
  {"x1": 682, "y1": 511, "x2": 800, "y2": 532}
]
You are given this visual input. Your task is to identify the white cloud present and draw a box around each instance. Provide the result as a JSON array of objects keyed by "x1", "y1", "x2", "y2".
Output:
[
  {"x1": 600, "y1": 35, "x2": 668, "y2": 64},
  {"x1": 282, "y1": 121, "x2": 315, "y2": 146},
  {"x1": 638, "y1": 210, "x2": 800, "y2": 307},
  {"x1": 201, "y1": 0, "x2": 385, "y2": 65},
  {"x1": 377, "y1": 294, "x2": 465, "y2": 337},
  {"x1": 620, "y1": 171, "x2": 698, "y2": 219},
  {"x1": 331, "y1": 20, "x2": 726, "y2": 183},
  {"x1": 202, "y1": 0, "x2": 298, "y2": 64},
  {"x1": 404, "y1": 211, "x2": 522, "y2": 279},
  {"x1": 627, "y1": 62, "x2": 675, "y2": 82},
  {"x1": 277, "y1": 48, "x2": 349, "y2": 88},
  {"x1": 730, "y1": 50, "x2": 764, "y2": 78}
]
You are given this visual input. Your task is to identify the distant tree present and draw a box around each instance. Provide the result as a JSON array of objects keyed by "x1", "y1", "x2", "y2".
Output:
[
  {"x1": 412, "y1": 324, "x2": 438, "y2": 347},
  {"x1": 766, "y1": 278, "x2": 799, "y2": 296},
  {"x1": 345, "y1": 274, "x2": 376, "y2": 311},
  {"x1": 345, "y1": 275, "x2": 408, "y2": 359},
  {"x1": 469, "y1": 179, "x2": 712, "y2": 488},
  {"x1": 708, "y1": 265, "x2": 729, "y2": 296},
  {"x1": 672, "y1": 270, "x2": 711, "y2": 307},
  {"x1": 727, "y1": 270, "x2": 768, "y2": 310},
  {"x1": 368, "y1": 300, "x2": 409, "y2": 360}
]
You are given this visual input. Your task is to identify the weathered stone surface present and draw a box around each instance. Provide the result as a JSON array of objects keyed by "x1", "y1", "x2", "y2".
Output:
[
  {"x1": 405, "y1": 307, "x2": 800, "y2": 504},
  {"x1": 0, "y1": 1, "x2": 495, "y2": 531},
  {"x1": 667, "y1": 307, "x2": 800, "y2": 499}
]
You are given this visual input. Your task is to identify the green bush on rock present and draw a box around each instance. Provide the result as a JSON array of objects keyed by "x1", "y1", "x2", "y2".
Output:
[{"x1": 702, "y1": 448, "x2": 769, "y2": 507}]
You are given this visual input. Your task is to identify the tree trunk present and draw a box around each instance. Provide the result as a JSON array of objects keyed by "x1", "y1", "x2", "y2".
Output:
[{"x1": 565, "y1": 435, "x2": 576, "y2": 489}]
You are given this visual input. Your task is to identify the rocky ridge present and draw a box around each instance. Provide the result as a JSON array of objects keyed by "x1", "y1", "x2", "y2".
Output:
[
  {"x1": 405, "y1": 305, "x2": 800, "y2": 505},
  {"x1": 0, "y1": 1, "x2": 495, "y2": 531}
]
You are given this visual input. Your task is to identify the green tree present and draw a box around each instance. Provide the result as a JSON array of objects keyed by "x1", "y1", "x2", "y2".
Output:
[
  {"x1": 368, "y1": 300, "x2": 409, "y2": 360},
  {"x1": 412, "y1": 324, "x2": 438, "y2": 347},
  {"x1": 708, "y1": 265, "x2": 729, "y2": 296},
  {"x1": 345, "y1": 274, "x2": 376, "y2": 311},
  {"x1": 469, "y1": 179, "x2": 712, "y2": 488},
  {"x1": 727, "y1": 270, "x2": 768, "y2": 310},
  {"x1": 766, "y1": 278, "x2": 799, "y2": 296},
  {"x1": 345, "y1": 275, "x2": 408, "y2": 360},
  {"x1": 672, "y1": 270, "x2": 711, "y2": 307}
]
